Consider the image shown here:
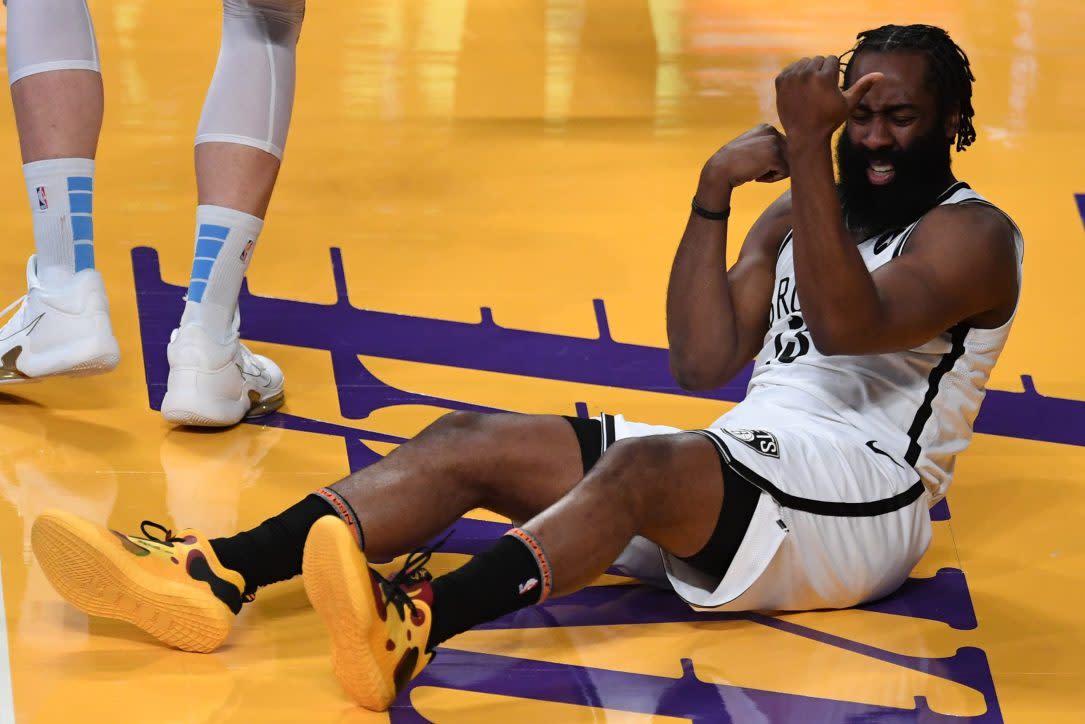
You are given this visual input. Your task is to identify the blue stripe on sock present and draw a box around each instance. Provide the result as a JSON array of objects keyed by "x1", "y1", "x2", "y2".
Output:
[
  {"x1": 74, "y1": 243, "x2": 95, "y2": 272},
  {"x1": 69, "y1": 192, "x2": 93, "y2": 214},
  {"x1": 187, "y1": 280, "x2": 208, "y2": 303},
  {"x1": 189, "y1": 258, "x2": 214, "y2": 281},
  {"x1": 66, "y1": 178, "x2": 95, "y2": 270},
  {"x1": 71, "y1": 215, "x2": 94, "y2": 242},
  {"x1": 187, "y1": 224, "x2": 230, "y2": 304},
  {"x1": 194, "y1": 238, "x2": 224, "y2": 260},
  {"x1": 198, "y1": 223, "x2": 230, "y2": 241}
]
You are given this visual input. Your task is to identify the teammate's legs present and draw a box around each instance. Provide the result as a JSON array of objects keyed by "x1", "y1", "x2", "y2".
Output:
[
  {"x1": 161, "y1": 0, "x2": 304, "y2": 426},
  {"x1": 12, "y1": 72, "x2": 100, "y2": 164},
  {"x1": 1, "y1": 0, "x2": 119, "y2": 383}
]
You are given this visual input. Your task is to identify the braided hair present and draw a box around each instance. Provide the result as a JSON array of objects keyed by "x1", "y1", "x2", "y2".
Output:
[{"x1": 841, "y1": 24, "x2": 977, "y2": 151}]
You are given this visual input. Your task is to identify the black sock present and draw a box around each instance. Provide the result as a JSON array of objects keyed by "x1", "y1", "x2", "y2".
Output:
[
  {"x1": 209, "y1": 493, "x2": 337, "y2": 595},
  {"x1": 427, "y1": 531, "x2": 549, "y2": 651}
]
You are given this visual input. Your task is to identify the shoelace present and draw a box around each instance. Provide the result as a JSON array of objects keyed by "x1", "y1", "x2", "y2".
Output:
[
  {"x1": 140, "y1": 520, "x2": 185, "y2": 544},
  {"x1": 140, "y1": 520, "x2": 256, "y2": 603},
  {"x1": 376, "y1": 532, "x2": 451, "y2": 619},
  {"x1": 0, "y1": 295, "x2": 26, "y2": 327}
]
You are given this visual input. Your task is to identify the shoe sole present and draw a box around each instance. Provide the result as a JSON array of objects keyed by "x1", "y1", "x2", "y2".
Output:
[
  {"x1": 161, "y1": 390, "x2": 285, "y2": 427},
  {"x1": 303, "y1": 517, "x2": 395, "y2": 710},
  {"x1": 31, "y1": 512, "x2": 231, "y2": 653},
  {"x1": 0, "y1": 351, "x2": 119, "y2": 385}
]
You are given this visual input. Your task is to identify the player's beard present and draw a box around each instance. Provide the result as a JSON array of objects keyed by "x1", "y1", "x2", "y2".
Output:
[{"x1": 835, "y1": 124, "x2": 954, "y2": 239}]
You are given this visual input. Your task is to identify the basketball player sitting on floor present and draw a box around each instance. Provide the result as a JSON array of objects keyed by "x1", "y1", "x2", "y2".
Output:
[{"x1": 31, "y1": 24, "x2": 1022, "y2": 712}]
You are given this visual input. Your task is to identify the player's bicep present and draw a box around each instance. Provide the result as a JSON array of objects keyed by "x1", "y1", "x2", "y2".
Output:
[
  {"x1": 726, "y1": 195, "x2": 792, "y2": 361},
  {"x1": 867, "y1": 207, "x2": 1017, "y2": 352},
  {"x1": 726, "y1": 245, "x2": 777, "y2": 360}
]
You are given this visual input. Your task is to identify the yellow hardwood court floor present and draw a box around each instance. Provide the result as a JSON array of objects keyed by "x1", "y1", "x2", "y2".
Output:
[{"x1": 1, "y1": 1, "x2": 1083, "y2": 721}]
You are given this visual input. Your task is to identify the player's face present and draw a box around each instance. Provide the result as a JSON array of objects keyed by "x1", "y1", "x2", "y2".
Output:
[
  {"x1": 842, "y1": 50, "x2": 950, "y2": 176},
  {"x1": 836, "y1": 51, "x2": 957, "y2": 237}
]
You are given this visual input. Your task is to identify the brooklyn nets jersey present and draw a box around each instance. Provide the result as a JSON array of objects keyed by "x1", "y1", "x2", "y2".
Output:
[{"x1": 745, "y1": 182, "x2": 1024, "y2": 503}]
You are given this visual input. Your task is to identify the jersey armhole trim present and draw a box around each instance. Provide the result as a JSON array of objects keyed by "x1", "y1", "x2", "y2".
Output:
[
  {"x1": 776, "y1": 230, "x2": 794, "y2": 259},
  {"x1": 891, "y1": 221, "x2": 923, "y2": 258}
]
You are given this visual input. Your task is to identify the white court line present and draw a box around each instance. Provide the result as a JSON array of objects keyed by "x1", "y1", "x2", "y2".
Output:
[{"x1": 0, "y1": 561, "x2": 15, "y2": 724}]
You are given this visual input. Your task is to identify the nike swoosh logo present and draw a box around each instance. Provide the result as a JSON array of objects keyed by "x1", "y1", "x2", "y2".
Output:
[
  {"x1": 865, "y1": 440, "x2": 904, "y2": 468},
  {"x1": 236, "y1": 363, "x2": 271, "y2": 386},
  {"x1": 0, "y1": 313, "x2": 44, "y2": 342}
]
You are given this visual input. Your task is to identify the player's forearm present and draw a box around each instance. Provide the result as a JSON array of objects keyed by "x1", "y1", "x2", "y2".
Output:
[
  {"x1": 787, "y1": 139, "x2": 882, "y2": 353},
  {"x1": 666, "y1": 184, "x2": 743, "y2": 390}
]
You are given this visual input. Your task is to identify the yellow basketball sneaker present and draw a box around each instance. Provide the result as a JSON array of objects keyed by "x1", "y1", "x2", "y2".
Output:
[
  {"x1": 302, "y1": 516, "x2": 436, "y2": 711},
  {"x1": 31, "y1": 510, "x2": 249, "y2": 653}
]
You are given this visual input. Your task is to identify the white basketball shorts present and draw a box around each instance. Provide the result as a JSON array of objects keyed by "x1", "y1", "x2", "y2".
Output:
[{"x1": 597, "y1": 397, "x2": 932, "y2": 612}]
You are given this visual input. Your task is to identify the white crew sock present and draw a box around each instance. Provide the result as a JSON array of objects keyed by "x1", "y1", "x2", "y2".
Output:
[
  {"x1": 180, "y1": 204, "x2": 264, "y2": 340},
  {"x1": 23, "y1": 158, "x2": 96, "y2": 288}
]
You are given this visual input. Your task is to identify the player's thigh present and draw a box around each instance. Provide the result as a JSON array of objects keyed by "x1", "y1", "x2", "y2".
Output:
[
  {"x1": 590, "y1": 431, "x2": 725, "y2": 558},
  {"x1": 452, "y1": 412, "x2": 590, "y2": 522}
]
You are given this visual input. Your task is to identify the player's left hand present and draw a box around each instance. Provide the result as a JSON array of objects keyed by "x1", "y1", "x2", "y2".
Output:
[{"x1": 775, "y1": 55, "x2": 883, "y2": 143}]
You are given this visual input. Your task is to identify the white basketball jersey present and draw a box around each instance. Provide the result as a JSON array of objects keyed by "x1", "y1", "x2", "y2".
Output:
[{"x1": 744, "y1": 182, "x2": 1024, "y2": 503}]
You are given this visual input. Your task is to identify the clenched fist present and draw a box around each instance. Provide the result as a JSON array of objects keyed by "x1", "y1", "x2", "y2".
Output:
[
  {"x1": 775, "y1": 55, "x2": 882, "y2": 143},
  {"x1": 698, "y1": 124, "x2": 790, "y2": 204}
]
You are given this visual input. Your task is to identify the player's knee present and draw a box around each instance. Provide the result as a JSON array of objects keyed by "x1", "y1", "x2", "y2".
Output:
[
  {"x1": 431, "y1": 409, "x2": 490, "y2": 436},
  {"x1": 605, "y1": 435, "x2": 681, "y2": 471},
  {"x1": 427, "y1": 410, "x2": 507, "y2": 461},
  {"x1": 224, "y1": 0, "x2": 305, "y2": 42},
  {"x1": 426, "y1": 411, "x2": 520, "y2": 495}
]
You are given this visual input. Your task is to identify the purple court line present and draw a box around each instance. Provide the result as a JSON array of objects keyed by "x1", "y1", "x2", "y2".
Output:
[
  {"x1": 132, "y1": 246, "x2": 1085, "y2": 449},
  {"x1": 392, "y1": 649, "x2": 994, "y2": 723}
]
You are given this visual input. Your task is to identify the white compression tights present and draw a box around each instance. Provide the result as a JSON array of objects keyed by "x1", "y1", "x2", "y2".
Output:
[
  {"x1": 6, "y1": 0, "x2": 99, "y2": 84},
  {"x1": 196, "y1": 0, "x2": 305, "y2": 160},
  {"x1": 5, "y1": 0, "x2": 302, "y2": 159}
]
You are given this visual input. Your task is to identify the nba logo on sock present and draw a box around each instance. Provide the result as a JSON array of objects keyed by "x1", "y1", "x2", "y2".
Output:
[
  {"x1": 36, "y1": 186, "x2": 48, "y2": 211},
  {"x1": 240, "y1": 239, "x2": 255, "y2": 262}
]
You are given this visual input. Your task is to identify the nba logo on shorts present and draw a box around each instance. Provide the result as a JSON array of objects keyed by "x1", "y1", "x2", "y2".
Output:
[
  {"x1": 36, "y1": 186, "x2": 48, "y2": 211},
  {"x1": 240, "y1": 239, "x2": 255, "y2": 262}
]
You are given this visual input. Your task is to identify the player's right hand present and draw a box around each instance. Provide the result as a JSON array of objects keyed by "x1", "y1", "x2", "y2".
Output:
[{"x1": 699, "y1": 124, "x2": 790, "y2": 192}]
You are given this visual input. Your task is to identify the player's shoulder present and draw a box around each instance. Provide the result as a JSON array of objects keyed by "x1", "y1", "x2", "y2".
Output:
[
  {"x1": 926, "y1": 195, "x2": 1014, "y2": 227},
  {"x1": 762, "y1": 188, "x2": 793, "y2": 225},
  {"x1": 912, "y1": 196, "x2": 1017, "y2": 256}
]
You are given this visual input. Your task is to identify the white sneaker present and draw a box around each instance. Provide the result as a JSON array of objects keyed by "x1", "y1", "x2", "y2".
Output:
[
  {"x1": 160, "y1": 311, "x2": 285, "y2": 426},
  {"x1": 0, "y1": 256, "x2": 120, "y2": 385}
]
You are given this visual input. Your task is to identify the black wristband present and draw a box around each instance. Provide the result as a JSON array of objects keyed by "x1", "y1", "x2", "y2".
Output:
[{"x1": 691, "y1": 197, "x2": 730, "y2": 221}]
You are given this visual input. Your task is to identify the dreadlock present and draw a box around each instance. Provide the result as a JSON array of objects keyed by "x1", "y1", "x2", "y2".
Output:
[{"x1": 841, "y1": 24, "x2": 977, "y2": 152}]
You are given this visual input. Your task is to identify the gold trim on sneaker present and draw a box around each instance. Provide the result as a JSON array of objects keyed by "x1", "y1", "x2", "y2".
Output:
[
  {"x1": 246, "y1": 389, "x2": 284, "y2": 417},
  {"x1": 0, "y1": 346, "x2": 29, "y2": 382}
]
